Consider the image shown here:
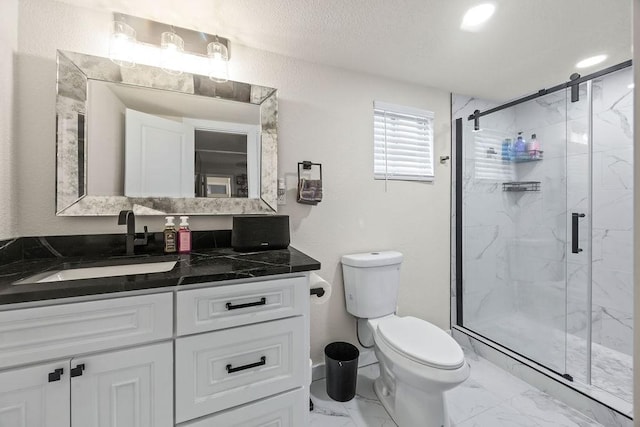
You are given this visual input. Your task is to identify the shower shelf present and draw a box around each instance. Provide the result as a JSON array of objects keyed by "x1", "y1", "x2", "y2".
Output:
[
  {"x1": 502, "y1": 181, "x2": 541, "y2": 192},
  {"x1": 504, "y1": 150, "x2": 544, "y2": 163}
]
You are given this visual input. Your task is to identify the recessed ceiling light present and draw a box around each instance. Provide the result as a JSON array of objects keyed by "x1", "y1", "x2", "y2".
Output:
[
  {"x1": 461, "y1": 3, "x2": 496, "y2": 31},
  {"x1": 575, "y1": 54, "x2": 607, "y2": 69},
  {"x1": 628, "y1": 83, "x2": 634, "y2": 89}
]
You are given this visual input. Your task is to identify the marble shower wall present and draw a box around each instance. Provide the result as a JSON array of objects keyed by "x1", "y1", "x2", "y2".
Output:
[{"x1": 590, "y1": 68, "x2": 633, "y2": 358}]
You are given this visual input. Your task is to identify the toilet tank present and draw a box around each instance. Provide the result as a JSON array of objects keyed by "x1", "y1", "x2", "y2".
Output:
[{"x1": 341, "y1": 251, "x2": 403, "y2": 318}]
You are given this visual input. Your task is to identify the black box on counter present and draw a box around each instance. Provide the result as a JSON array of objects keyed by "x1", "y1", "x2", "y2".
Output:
[{"x1": 231, "y1": 215, "x2": 290, "y2": 252}]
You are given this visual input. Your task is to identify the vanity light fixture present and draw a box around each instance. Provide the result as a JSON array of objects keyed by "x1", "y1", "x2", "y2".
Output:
[
  {"x1": 207, "y1": 37, "x2": 229, "y2": 83},
  {"x1": 575, "y1": 54, "x2": 607, "y2": 69},
  {"x1": 108, "y1": 14, "x2": 231, "y2": 78},
  {"x1": 160, "y1": 30, "x2": 185, "y2": 75},
  {"x1": 109, "y1": 21, "x2": 137, "y2": 68},
  {"x1": 461, "y1": 3, "x2": 496, "y2": 32}
]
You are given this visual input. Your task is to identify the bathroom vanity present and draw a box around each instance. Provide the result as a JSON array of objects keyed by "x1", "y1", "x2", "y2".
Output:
[{"x1": 0, "y1": 236, "x2": 319, "y2": 426}]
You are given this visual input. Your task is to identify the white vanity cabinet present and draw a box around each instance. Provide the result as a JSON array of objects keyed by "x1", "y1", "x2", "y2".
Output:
[
  {"x1": 0, "y1": 293, "x2": 174, "y2": 427},
  {"x1": 175, "y1": 276, "x2": 310, "y2": 426},
  {"x1": 0, "y1": 273, "x2": 312, "y2": 427}
]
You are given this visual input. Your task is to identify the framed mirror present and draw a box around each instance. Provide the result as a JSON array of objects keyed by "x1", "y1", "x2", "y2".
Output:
[{"x1": 56, "y1": 50, "x2": 278, "y2": 216}]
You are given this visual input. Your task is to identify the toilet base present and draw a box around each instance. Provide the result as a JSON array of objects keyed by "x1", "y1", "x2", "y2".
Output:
[{"x1": 374, "y1": 376, "x2": 451, "y2": 427}]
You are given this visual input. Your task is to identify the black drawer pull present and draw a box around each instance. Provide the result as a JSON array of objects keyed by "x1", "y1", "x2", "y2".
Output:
[
  {"x1": 70, "y1": 364, "x2": 85, "y2": 378},
  {"x1": 226, "y1": 356, "x2": 266, "y2": 374},
  {"x1": 226, "y1": 297, "x2": 266, "y2": 310},
  {"x1": 48, "y1": 368, "x2": 64, "y2": 382}
]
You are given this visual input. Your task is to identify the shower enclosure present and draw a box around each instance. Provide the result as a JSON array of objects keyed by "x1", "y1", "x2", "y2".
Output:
[{"x1": 455, "y1": 64, "x2": 633, "y2": 412}]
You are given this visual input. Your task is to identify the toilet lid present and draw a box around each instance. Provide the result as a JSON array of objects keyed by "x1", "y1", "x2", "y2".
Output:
[{"x1": 377, "y1": 316, "x2": 465, "y2": 369}]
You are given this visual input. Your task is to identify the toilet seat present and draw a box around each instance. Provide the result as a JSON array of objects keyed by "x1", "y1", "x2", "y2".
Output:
[{"x1": 376, "y1": 316, "x2": 465, "y2": 370}]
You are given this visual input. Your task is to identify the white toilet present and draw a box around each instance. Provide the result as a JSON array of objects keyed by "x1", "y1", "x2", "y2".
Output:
[{"x1": 341, "y1": 251, "x2": 469, "y2": 427}]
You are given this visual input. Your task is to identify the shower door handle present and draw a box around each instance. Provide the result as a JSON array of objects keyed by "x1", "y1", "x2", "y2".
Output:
[{"x1": 572, "y1": 213, "x2": 585, "y2": 254}]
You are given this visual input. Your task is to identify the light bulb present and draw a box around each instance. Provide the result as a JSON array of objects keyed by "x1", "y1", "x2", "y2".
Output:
[
  {"x1": 207, "y1": 41, "x2": 229, "y2": 83},
  {"x1": 461, "y1": 3, "x2": 496, "y2": 32},
  {"x1": 160, "y1": 31, "x2": 185, "y2": 75},
  {"x1": 109, "y1": 21, "x2": 136, "y2": 68},
  {"x1": 575, "y1": 54, "x2": 607, "y2": 69}
]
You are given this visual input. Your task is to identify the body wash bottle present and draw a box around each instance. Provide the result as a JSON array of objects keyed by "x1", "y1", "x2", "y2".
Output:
[
  {"x1": 529, "y1": 133, "x2": 540, "y2": 159},
  {"x1": 514, "y1": 132, "x2": 526, "y2": 159},
  {"x1": 163, "y1": 216, "x2": 177, "y2": 253},
  {"x1": 178, "y1": 216, "x2": 192, "y2": 254}
]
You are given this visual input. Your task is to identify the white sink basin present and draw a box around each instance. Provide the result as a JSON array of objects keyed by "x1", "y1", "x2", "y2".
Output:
[{"x1": 15, "y1": 261, "x2": 177, "y2": 284}]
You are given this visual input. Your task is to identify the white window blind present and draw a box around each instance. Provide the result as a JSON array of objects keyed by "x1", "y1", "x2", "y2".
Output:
[{"x1": 374, "y1": 101, "x2": 435, "y2": 182}]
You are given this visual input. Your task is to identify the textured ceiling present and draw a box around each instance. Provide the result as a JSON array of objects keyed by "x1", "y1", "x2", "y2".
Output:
[{"x1": 56, "y1": 0, "x2": 632, "y2": 101}]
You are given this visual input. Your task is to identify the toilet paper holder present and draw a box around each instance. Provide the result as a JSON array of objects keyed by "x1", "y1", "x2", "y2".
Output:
[{"x1": 310, "y1": 287, "x2": 325, "y2": 297}]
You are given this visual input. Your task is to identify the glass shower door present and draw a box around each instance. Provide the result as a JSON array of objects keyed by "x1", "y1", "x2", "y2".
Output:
[
  {"x1": 461, "y1": 88, "x2": 571, "y2": 375},
  {"x1": 459, "y1": 63, "x2": 633, "y2": 408},
  {"x1": 564, "y1": 81, "x2": 592, "y2": 385}
]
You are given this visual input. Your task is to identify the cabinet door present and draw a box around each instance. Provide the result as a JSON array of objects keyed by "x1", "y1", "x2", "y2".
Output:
[
  {"x1": 71, "y1": 342, "x2": 173, "y2": 427},
  {"x1": 0, "y1": 360, "x2": 70, "y2": 427}
]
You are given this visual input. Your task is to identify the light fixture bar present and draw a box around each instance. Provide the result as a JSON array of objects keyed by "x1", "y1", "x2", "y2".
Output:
[{"x1": 113, "y1": 13, "x2": 230, "y2": 58}]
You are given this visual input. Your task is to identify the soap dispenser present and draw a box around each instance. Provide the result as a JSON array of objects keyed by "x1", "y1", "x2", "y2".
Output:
[
  {"x1": 178, "y1": 216, "x2": 192, "y2": 254},
  {"x1": 163, "y1": 216, "x2": 177, "y2": 254}
]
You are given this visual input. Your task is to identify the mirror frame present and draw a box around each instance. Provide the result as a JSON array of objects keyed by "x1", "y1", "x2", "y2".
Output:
[{"x1": 56, "y1": 50, "x2": 278, "y2": 216}]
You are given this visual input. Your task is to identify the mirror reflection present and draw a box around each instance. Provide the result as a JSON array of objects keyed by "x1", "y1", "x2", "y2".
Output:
[
  {"x1": 56, "y1": 50, "x2": 278, "y2": 216},
  {"x1": 88, "y1": 80, "x2": 260, "y2": 199}
]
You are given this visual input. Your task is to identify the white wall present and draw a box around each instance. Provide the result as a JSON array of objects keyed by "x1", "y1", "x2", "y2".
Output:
[
  {"x1": 633, "y1": 1, "x2": 639, "y2": 425},
  {"x1": 0, "y1": 0, "x2": 19, "y2": 240},
  {"x1": 16, "y1": 0, "x2": 452, "y2": 364}
]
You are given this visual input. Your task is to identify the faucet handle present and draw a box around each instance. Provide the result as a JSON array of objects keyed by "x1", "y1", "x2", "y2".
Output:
[{"x1": 134, "y1": 225, "x2": 149, "y2": 246}]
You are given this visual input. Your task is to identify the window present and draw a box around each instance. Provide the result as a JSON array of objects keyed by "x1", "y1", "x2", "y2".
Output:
[{"x1": 374, "y1": 101, "x2": 435, "y2": 181}]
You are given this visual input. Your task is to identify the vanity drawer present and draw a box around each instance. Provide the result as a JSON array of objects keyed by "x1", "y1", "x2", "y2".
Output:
[
  {"x1": 0, "y1": 293, "x2": 173, "y2": 368},
  {"x1": 175, "y1": 317, "x2": 305, "y2": 423},
  {"x1": 179, "y1": 388, "x2": 307, "y2": 427},
  {"x1": 176, "y1": 276, "x2": 307, "y2": 335}
]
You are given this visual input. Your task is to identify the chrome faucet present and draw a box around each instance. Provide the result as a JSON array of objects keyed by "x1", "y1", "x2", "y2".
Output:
[{"x1": 117, "y1": 210, "x2": 148, "y2": 255}]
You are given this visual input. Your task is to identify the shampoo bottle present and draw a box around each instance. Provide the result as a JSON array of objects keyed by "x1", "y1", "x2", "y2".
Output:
[
  {"x1": 163, "y1": 216, "x2": 177, "y2": 254},
  {"x1": 514, "y1": 132, "x2": 526, "y2": 159},
  {"x1": 501, "y1": 138, "x2": 512, "y2": 161},
  {"x1": 178, "y1": 216, "x2": 192, "y2": 254}
]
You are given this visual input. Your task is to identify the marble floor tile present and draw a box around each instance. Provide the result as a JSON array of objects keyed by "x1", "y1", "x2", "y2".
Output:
[
  {"x1": 507, "y1": 389, "x2": 603, "y2": 427},
  {"x1": 310, "y1": 351, "x2": 603, "y2": 427},
  {"x1": 468, "y1": 312, "x2": 633, "y2": 403},
  {"x1": 455, "y1": 402, "x2": 540, "y2": 427}
]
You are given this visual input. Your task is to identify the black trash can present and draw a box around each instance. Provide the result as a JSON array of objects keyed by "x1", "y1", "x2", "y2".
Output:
[{"x1": 325, "y1": 341, "x2": 359, "y2": 401}]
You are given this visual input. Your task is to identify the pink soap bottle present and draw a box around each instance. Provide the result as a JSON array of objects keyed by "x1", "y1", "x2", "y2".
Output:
[{"x1": 177, "y1": 216, "x2": 192, "y2": 253}]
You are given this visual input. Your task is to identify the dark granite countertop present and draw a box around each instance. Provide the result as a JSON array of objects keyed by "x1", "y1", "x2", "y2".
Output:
[{"x1": 0, "y1": 233, "x2": 320, "y2": 305}]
